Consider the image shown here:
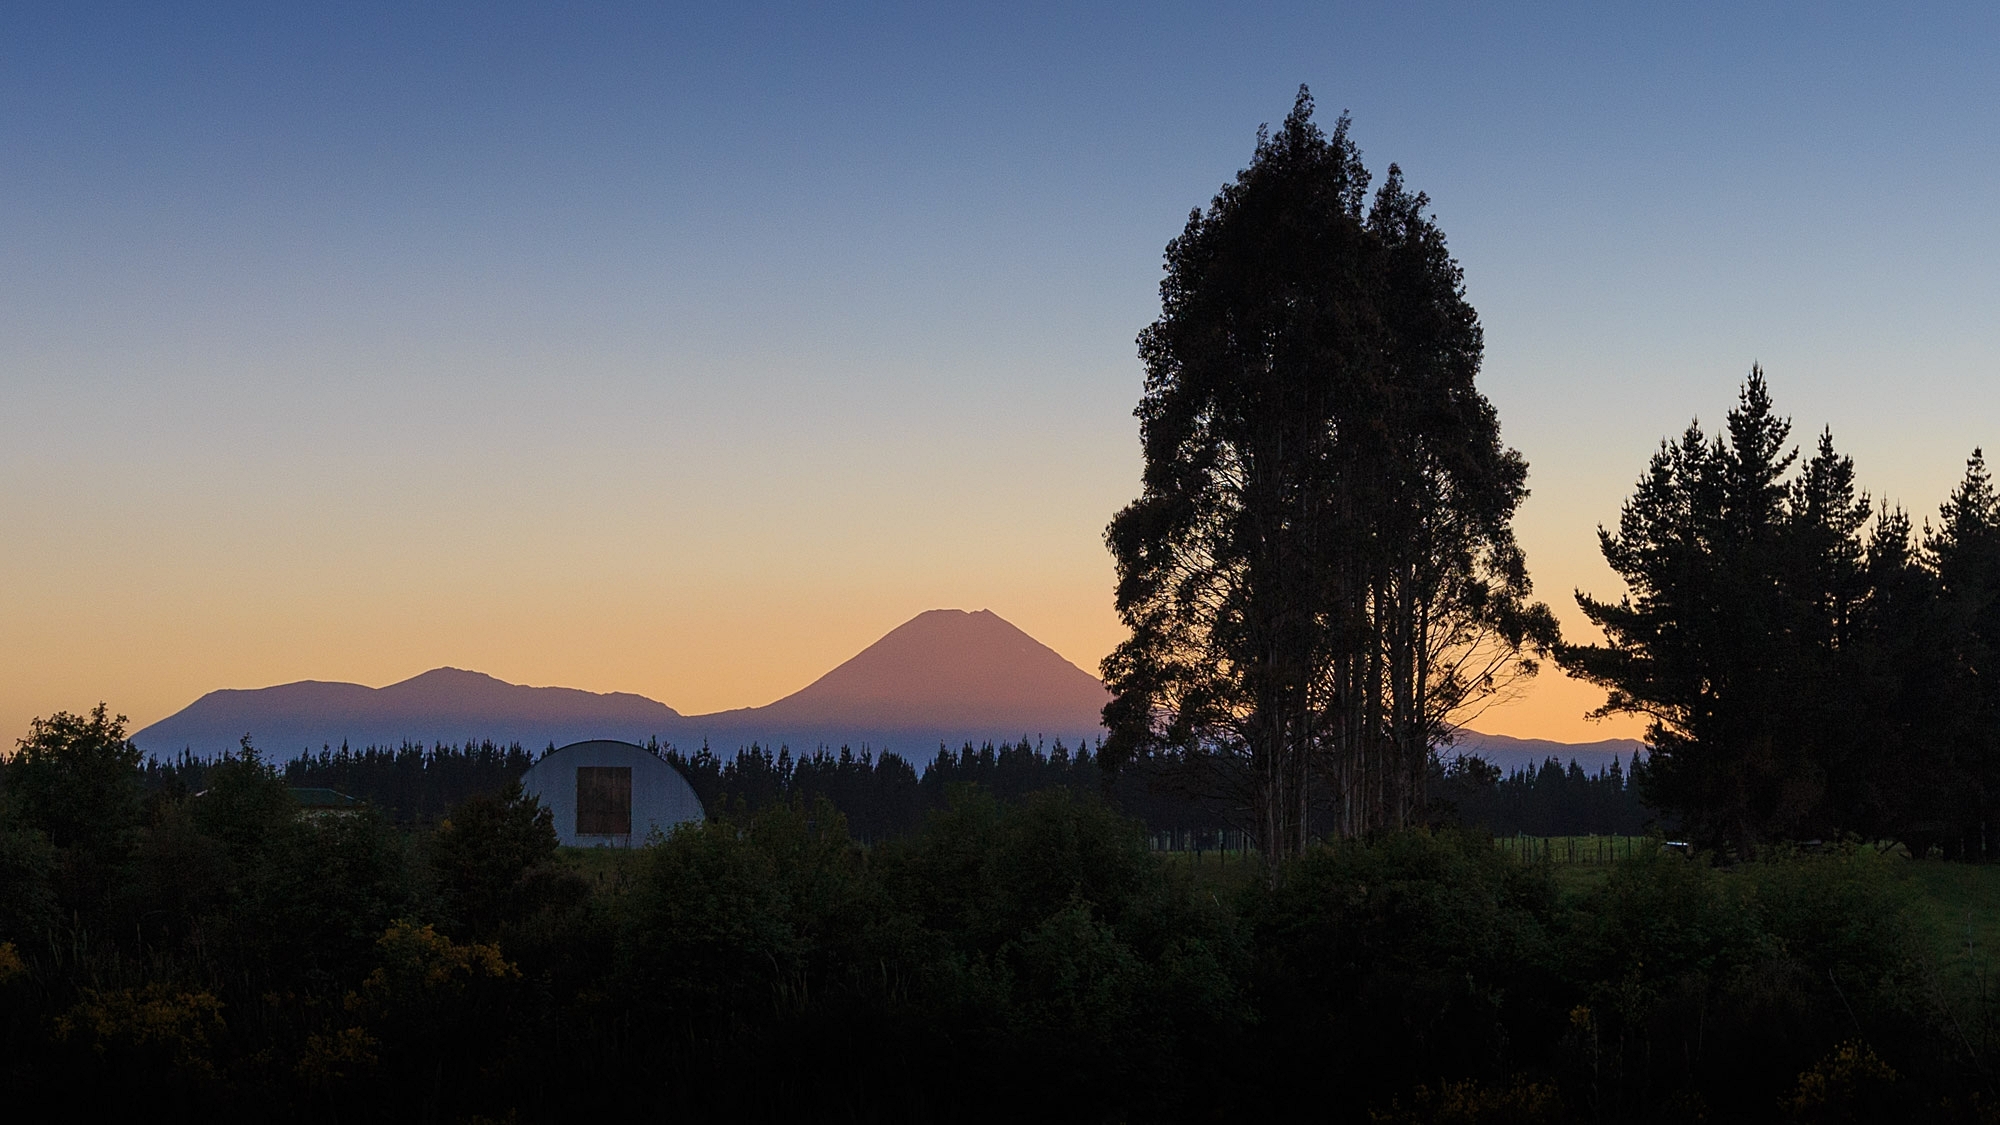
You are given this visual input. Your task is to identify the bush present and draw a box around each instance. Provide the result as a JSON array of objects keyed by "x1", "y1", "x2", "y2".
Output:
[
  {"x1": 1247, "y1": 827, "x2": 1563, "y2": 1112},
  {"x1": 1559, "y1": 847, "x2": 1930, "y2": 1121},
  {"x1": 874, "y1": 788, "x2": 1247, "y2": 1119},
  {"x1": 231, "y1": 810, "x2": 419, "y2": 989},
  {"x1": 425, "y1": 781, "x2": 559, "y2": 938},
  {"x1": 618, "y1": 797, "x2": 866, "y2": 1028},
  {"x1": 0, "y1": 824, "x2": 56, "y2": 947}
]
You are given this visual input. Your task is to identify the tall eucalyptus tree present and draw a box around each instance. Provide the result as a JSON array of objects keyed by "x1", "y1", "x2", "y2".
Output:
[{"x1": 1102, "y1": 88, "x2": 1554, "y2": 869}]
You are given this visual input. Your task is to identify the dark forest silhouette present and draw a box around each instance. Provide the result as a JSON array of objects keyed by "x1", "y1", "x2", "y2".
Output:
[{"x1": 139, "y1": 732, "x2": 1647, "y2": 841}]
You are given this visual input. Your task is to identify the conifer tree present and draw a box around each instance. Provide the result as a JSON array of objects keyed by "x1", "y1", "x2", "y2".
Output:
[
  {"x1": 1559, "y1": 370, "x2": 1876, "y2": 855},
  {"x1": 1922, "y1": 451, "x2": 2000, "y2": 854}
]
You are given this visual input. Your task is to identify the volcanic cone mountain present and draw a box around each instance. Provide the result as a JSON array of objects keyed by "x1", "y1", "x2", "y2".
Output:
[{"x1": 679, "y1": 609, "x2": 1112, "y2": 754}]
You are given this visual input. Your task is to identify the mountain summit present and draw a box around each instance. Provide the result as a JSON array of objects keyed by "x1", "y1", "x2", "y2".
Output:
[
  {"x1": 133, "y1": 609, "x2": 1110, "y2": 757},
  {"x1": 683, "y1": 609, "x2": 1111, "y2": 750},
  {"x1": 782, "y1": 609, "x2": 1105, "y2": 718}
]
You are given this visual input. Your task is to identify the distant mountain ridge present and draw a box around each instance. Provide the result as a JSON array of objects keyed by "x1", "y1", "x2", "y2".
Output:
[
  {"x1": 136, "y1": 667, "x2": 685, "y2": 757},
  {"x1": 135, "y1": 610, "x2": 1111, "y2": 758},
  {"x1": 1443, "y1": 730, "x2": 1649, "y2": 778},
  {"x1": 133, "y1": 609, "x2": 1647, "y2": 766}
]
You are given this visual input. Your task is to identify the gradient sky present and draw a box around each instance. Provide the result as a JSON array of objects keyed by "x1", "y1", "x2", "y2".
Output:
[{"x1": 5, "y1": 2, "x2": 1997, "y2": 747}]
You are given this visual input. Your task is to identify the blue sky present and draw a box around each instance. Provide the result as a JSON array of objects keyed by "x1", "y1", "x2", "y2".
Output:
[{"x1": 4, "y1": 3, "x2": 1997, "y2": 741}]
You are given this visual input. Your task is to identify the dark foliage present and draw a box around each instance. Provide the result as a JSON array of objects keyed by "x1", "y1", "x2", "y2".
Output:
[
  {"x1": 425, "y1": 781, "x2": 559, "y2": 939},
  {"x1": 6, "y1": 704, "x2": 144, "y2": 925},
  {"x1": 143, "y1": 738, "x2": 543, "y2": 826},
  {"x1": 1103, "y1": 87, "x2": 1557, "y2": 868},
  {"x1": 1246, "y1": 828, "x2": 1565, "y2": 1100},
  {"x1": 1560, "y1": 371, "x2": 2000, "y2": 859},
  {"x1": 1434, "y1": 752, "x2": 1654, "y2": 838},
  {"x1": 4, "y1": 717, "x2": 1976, "y2": 1121}
]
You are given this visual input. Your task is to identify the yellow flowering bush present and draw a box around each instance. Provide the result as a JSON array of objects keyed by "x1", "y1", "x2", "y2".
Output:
[
  {"x1": 55, "y1": 983, "x2": 226, "y2": 1078},
  {"x1": 358, "y1": 919, "x2": 519, "y2": 1004}
]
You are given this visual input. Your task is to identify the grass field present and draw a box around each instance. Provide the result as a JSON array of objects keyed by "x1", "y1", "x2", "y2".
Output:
[
  {"x1": 1494, "y1": 833, "x2": 1654, "y2": 866},
  {"x1": 1898, "y1": 861, "x2": 2000, "y2": 1015},
  {"x1": 1159, "y1": 846, "x2": 1266, "y2": 898},
  {"x1": 555, "y1": 843, "x2": 645, "y2": 892}
]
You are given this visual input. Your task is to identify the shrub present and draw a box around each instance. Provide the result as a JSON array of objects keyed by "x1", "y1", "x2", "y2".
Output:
[
  {"x1": 426, "y1": 782, "x2": 559, "y2": 938},
  {"x1": 1247, "y1": 827, "x2": 1563, "y2": 1106}
]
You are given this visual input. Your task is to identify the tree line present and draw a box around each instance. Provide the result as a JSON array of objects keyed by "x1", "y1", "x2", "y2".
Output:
[
  {"x1": 1095, "y1": 86, "x2": 2000, "y2": 867},
  {"x1": 146, "y1": 730, "x2": 1640, "y2": 842},
  {"x1": 1558, "y1": 371, "x2": 2000, "y2": 859},
  {"x1": 1433, "y1": 753, "x2": 1652, "y2": 839},
  {"x1": 141, "y1": 734, "x2": 1280, "y2": 843},
  {"x1": 145, "y1": 739, "x2": 538, "y2": 825}
]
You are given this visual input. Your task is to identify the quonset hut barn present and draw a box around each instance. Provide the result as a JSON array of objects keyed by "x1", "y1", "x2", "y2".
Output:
[{"x1": 520, "y1": 740, "x2": 705, "y2": 847}]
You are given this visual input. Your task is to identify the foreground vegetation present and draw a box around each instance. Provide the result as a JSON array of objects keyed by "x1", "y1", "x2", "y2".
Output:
[{"x1": 6, "y1": 710, "x2": 2000, "y2": 1122}]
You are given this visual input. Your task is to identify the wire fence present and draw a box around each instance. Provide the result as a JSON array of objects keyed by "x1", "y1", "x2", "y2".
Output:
[
  {"x1": 1495, "y1": 833, "x2": 1659, "y2": 865},
  {"x1": 1147, "y1": 829, "x2": 1663, "y2": 867},
  {"x1": 1149, "y1": 827, "x2": 1255, "y2": 855}
]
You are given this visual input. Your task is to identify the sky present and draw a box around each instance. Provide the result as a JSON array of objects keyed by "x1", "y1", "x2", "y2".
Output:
[{"x1": 4, "y1": 2, "x2": 1997, "y2": 748}]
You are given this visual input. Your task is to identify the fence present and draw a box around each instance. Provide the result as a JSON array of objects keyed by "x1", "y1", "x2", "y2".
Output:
[
  {"x1": 1147, "y1": 829, "x2": 1656, "y2": 866},
  {"x1": 1150, "y1": 828, "x2": 1253, "y2": 855},
  {"x1": 1495, "y1": 833, "x2": 1652, "y2": 865}
]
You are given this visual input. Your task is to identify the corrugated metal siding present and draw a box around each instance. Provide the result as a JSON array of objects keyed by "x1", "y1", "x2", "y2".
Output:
[{"x1": 520, "y1": 740, "x2": 705, "y2": 847}]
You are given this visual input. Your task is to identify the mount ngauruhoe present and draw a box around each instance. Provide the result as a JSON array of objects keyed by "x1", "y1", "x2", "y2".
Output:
[
  {"x1": 134, "y1": 607, "x2": 1645, "y2": 766},
  {"x1": 134, "y1": 609, "x2": 1115, "y2": 758}
]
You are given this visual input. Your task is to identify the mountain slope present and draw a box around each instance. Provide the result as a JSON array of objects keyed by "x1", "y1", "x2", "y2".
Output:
[
  {"x1": 135, "y1": 668, "x2": 683, "y2": 756},
  {"x1": 1442, "y1": 729, "x2": 1648, "y2": 777},
  {"x1": 679, "y1": 609, "x2": 1110, "y2": 752}
]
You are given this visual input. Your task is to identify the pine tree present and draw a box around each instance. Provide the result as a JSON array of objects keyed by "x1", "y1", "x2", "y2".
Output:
[
  {"x1": 1921, "y1": 451, "x2": 2000, "y2": 855},
  {"x1": 1560, "y1": 369, "x2": 1878, "y2": 855}
]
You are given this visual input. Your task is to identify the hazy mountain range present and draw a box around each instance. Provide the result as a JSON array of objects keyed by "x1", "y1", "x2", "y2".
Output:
[
  {"x1": 136, "y1": 609, "x2": 1111, "y2": 758},
  {"x1": 134, "y1": 608, "x2": 1645, "y2": 770},
  {"x1": 1437, "y1": 731, "x2": 1647, "y2": 778}
]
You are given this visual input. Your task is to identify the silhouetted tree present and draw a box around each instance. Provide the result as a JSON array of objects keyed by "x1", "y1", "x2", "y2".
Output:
[
  {"x1": 4, "y1": 703, "x2": 143, "y2": 856},
  {"x1": 189, "y1": 740, "x2": 296, "y2": 863},
  {"x1": 1776, "y1": 430, "x2": 1876, "y2": 839},
  {"x1": 1915, "y1": 451, "x2": 2000, "y2": 855},
  {"x1": 1102, "y1": 87, "x2": 1554, "y2": 869},
  {"x1": 427, "y1": 781, "x2": 559, "y2": 938},
  {"x1": 1, "y1": 703, "x2": 144, "y2": 920},
  {"x1": 1558, "y1": 371, "x2": 1907, "y2": 855},
  {"x1": 1839, "y1": 504, "x2": 1937, "y2": 840}
]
